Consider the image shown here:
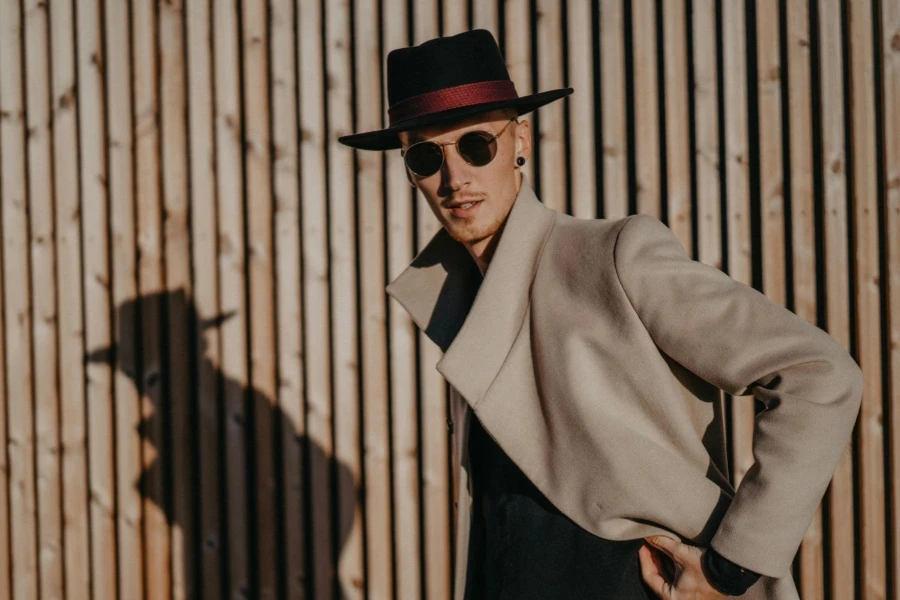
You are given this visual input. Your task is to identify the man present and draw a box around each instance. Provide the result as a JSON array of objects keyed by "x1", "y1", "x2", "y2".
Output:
[{"x1": 338, "y1": 30, "x2": 862, "y2": 600}]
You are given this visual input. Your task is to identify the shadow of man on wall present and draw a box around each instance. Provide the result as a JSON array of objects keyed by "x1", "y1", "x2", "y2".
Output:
[{"x1": 85, "y1": 288, "x2": 357, "y2": 599}]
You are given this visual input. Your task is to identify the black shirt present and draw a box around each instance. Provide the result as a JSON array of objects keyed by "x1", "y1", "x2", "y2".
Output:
[{"x1": 464, "y1": 412, "x2": 656, "y2": 600}]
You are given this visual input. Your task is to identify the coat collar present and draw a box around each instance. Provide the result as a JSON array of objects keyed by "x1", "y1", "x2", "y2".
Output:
[{"x1": 385, "y1": 177, "x2": 557, "y2": 406}]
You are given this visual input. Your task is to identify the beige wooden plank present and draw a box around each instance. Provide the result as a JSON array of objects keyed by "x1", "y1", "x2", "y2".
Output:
[
  {"x1": 269, "y1": 0, "x2": 305, "y2": 596},
  {"x1": 505, "y1": 0, "x2": 534, "y2": 185},
  {"x1": 159, "y1": 0, "x2": 195, "y2": 596},
  {"x1": 600, "y1": 0, "x2": 628, "y2": 219},
  {"x1": 721, "y1": 0, "x2": 755, "y2": 488},
  {"x1": 665, "y1": 0, "x2": 693, "y2": 248},
  {"x1": 77, "y1": 0, "x2": 119, "y2": 596},
  {"x1": 756, "y1": 0, "x2": 786, "y2": 307},
  {"x1": 412, "y1": 5, "x2": 452, "y2": 597},
  {"x1": 882, "y1": 0, "x2": 900, "y2": 596},
  {"x1": 473, "y1": 0, "x2": 498, "y2": 39},
  {"x1": 132, "y1": 0, "x2": 172, "y2": 596},
  {"x1": 631, "y1": 0, "x2": 660, "y2": 218},
  {"x1": 0, "y1": 17, "x2": 12, "y2": 591},
  {"x1": 213, "y1": 0, "x2": 252, "y2": 595},
  {"x1": 0, "y1": 78, "x2": 10, "y2": 600},
  {"x1": 785, "y1": 1, "x2": 824, "y2": 596},
  {"x1": 413, "y1": 4, "x2": 453, "y2": 597},
  {"x1": 816, "y1": 2, "x2": 855, "y2": 595},
  {"x1": 567, "y1": 0, "x2": 597, "y2": 219},
  {"x1": 298, "y1": 0, "x2": 335, "y2": 596},
  {"x1": 239, "y1": 0, "x2": 280, "y2": 597},
  {"x1": 689, "y1": 0, "x2": 716, "y2": 265},
  {"x1": 381, "y1": 3, "x2": 421, "y2": 598},
  {"x1": 50, "y1": 0, "x2": 91, "y2": 595},
  {"x1": 326, "y1": 3, "x2": 365, "y2": 596},
  {"x1": 23, "y1": 0, "x2": 64, "y2": 596},
  {"x1": 185, "y1": 0, "x2": 224, "y2": 595},
  {"x1": 536, "y1": 0, "x2": 567, "y2": 212},
  {"x1": 0, "y1": 1, "x2": 40, "y2": 596},
  {"x1": 848, "y1": 1, "x2": 887, "y2": 597},
  {"x1": 442, "y1": 0, "x2": 468, "y2": 35},
  {"x1": 104, "y1": 0, "x2": 144, "y2": 596},
  {"x1": 353, "y1": 0, "x2": 393, "y2": 598}
]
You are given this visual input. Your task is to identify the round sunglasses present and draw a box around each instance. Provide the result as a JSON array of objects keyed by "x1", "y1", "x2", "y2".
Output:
[{"x1": 400, "y1": 118, "x2": 517, "y2": 178}]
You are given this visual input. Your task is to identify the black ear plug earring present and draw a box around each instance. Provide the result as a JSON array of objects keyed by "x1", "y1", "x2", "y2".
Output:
[{"x1": 516, "y1": 156, "x2": 526, "y2": 166}]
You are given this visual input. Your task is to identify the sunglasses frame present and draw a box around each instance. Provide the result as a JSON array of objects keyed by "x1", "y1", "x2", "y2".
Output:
[{"x1": 400, "y1": 117, "x2": 518, "y2": 178}]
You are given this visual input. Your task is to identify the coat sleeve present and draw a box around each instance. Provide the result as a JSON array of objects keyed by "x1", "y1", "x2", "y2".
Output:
[{"x1": 612, "y1": 213, "x2": 863, "y2": 578}]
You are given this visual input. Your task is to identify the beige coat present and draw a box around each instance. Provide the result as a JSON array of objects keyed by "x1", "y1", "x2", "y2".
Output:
[{"x1": 385, "y1": 179, "x2": 862, "y2": 599}]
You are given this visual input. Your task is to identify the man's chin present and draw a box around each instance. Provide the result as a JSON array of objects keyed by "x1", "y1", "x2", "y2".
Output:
[{"x1": 446, "y1": 223, "x2": 491, "y2": 245}]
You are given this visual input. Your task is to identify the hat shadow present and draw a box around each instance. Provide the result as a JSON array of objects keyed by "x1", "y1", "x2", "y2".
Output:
[{"x1": 85, "y1": 288, "x2": 357, "y2": 598}]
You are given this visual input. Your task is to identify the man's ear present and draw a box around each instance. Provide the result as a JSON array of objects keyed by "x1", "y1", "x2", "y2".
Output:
[{"x1": 513, "y1": 118, "x2": 533, "y2": 162}]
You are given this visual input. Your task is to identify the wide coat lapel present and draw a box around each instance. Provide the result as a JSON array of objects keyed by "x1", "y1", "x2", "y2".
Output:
[{"x1": 385, "y1": 178, "x2": 557, "y2": 406}]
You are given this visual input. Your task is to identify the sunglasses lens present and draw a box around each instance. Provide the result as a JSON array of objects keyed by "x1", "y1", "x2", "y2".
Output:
[
  {"x1": 405, "y1": 142, "x2": 444, "y2": 177},
  {"x1": 458, "y1": 131, "x2": 497, "y2": 166}
]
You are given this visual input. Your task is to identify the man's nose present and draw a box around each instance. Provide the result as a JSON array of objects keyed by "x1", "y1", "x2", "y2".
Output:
[{"x1": 439, "y1": 143, "x2": 471, "y2": 190}]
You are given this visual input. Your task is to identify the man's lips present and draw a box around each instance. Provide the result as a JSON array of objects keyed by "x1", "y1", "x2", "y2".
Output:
[
  {"x1": 445, "y1": 198, "x2": 484, "y2": 208},
  {"x1": 448, "y1": 200, "x2": 482, "y2": 217}
]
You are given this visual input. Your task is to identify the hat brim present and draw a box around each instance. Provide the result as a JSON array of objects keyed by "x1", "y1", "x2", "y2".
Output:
[{"x1": 337, "y1": 87, "x2": 574, "y2": 151}]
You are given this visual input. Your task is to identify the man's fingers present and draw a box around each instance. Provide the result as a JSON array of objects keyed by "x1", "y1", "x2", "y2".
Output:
[
  {"x1": 638, "y1": 543, "x2": 670, "y2": 600},
  {"x1": 644, "y1": 535, "x2": 681, "y2": 562}
]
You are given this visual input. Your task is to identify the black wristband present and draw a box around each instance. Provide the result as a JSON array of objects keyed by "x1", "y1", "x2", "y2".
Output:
[{"x1": 701, "y1": 547, "x2": 762, "y2": 596}]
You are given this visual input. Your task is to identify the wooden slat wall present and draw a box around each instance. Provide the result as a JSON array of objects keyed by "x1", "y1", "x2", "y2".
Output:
[{"x1": 0, "y1": 1, "x2": 897, "y2": 598}]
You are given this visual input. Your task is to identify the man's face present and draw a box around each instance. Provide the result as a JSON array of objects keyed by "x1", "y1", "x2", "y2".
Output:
[{"x1": 398, "y1": 109, "x2": 532, "y2": 253}]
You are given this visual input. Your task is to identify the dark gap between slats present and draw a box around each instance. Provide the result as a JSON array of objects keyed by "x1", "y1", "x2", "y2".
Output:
[{"x1": 871, "y1": 1, "x2": 895, "y2": 597}]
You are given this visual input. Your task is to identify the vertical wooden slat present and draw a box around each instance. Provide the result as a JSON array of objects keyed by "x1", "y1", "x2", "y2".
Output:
[
  {"x1": 185, "y1": 0, "x2": 224, "y2": 596},
  {"x1": 567, "y1": 0, "x2": 597, "y2": 219},
  {"x1": 213, "y1": 0, "x2": 251, "y2": 595},
  {"x1": 159, "y1": 0, "x2": 194, "y2": 596},
  {"x1": 133, "y1": 2, "x2": 171, "y2": 599},
  {"x1": 382, "y1": 2, "x2": 421, "y2": 598},
  {"x1": 665, "y1": 0, "x2": 693, "y2": 248},
  {"x1": 721, "y1": 0, "x2": 755, "y2": 488},
  {"x1": 631, "y1": 0, "x2": 661, "y2": 217},
  {"x1": 270, "y1": 0, "x2": 304, "y2": 596},
  {"x1": 536, "y1": 0, "x2": 568, "y2": 212},
  {"x1": 756, "y1": 0, "x2": 787, "y2": 308},
  {"x1": 413, "y1": 4, "x2": 453, "y2": 598},
  {"x1": 848, "y1": 0, "x2": 887, "y2": 597},
  {"x1": 24, "y1": 0, "x2": 64, "y2": 596},
  {"x1": 882, "y1": 0, "x2": 900, "y2": 596},
  {"x1": 298, "y1": 0, "x2": 334, "y2": 595},
  {"x1": 816, "y1": 2, "x2": 856, "y2": 596},
  {"x1": 133, "y1": 0, "x2": 171, "y2": 597},
  {"x1": 353, "y1": 0, "x2": 393, "y2": 598},
  {"x1": 0, "y1": 0, "x2": 13, "y2": 590},
  {"x1": 0, "y1": 0, "x2": 39, "y2": 597},
  {"x1": 505, "y1": 0, "x2": 534, "y2": 185},
  {"x1": 50, "y1": 0, "x2": 92, "y2": 595},
  {"x1": 690, "y1": 0, "x2": 717, "y2": 265},
  {"x1": 442, "y1": 0, "x2": 468, "y2": 35},
  {"x1": 473, "y1": 0, "x2": 499, "y2": 39},
  {"x1": 324, "y1": 1, "x2": 365, "y2": 598},
  {"x1": 600, "y1": 0, "x2": 629, "y2": 219},
  {"x1": 105, "y1": 0, "x2": 144, "y2": 597},
  {"x1": 786, "y1": 1, "x2": 824, "y2": 597},
  {"x1": 240, "y1": 0, "x2": 279, "y2": 596},
  {"x1": 77, "y1": 0, "x2": 119, "y2": 595},
  {"x1": 0, "y1": 50, "x2": 11, "y2": 599}
]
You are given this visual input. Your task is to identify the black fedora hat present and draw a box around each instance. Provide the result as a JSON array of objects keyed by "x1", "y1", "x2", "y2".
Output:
[{"x1": 337, "y1": 29, "x2": 573, "y2": 151}]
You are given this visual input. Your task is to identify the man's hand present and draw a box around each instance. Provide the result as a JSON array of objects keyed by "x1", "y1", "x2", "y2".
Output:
[{"x1": 638, "y1": 535, "x2": 726, "y2": 600}]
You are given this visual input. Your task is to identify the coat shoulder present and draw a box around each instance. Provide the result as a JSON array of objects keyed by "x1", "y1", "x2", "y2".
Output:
[
  {"x1": 531, "y1": 212, "x2": 640, "y2": 302},
  {"x1": 540, "y1": 211, "x2": 637, "y2": 276}
]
